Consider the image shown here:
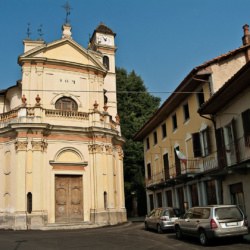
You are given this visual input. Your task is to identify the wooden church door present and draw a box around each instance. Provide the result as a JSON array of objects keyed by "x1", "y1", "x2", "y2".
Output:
[{"x1": 55, "y1": 175, "x2": 83, "y2": 222}]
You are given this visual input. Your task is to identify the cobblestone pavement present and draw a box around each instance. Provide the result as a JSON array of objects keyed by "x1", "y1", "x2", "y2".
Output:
[{"x1": 0, "y1": 222, "x2": 250, "y2": 250}]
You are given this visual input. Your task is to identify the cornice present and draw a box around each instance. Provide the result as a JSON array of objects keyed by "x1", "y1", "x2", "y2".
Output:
[
  {"x1": 19, "y1": 58, "x2": 107, "y2": 76},
  {"x1": 92, "y1": 43, "x2": 118, "y2": 53}
]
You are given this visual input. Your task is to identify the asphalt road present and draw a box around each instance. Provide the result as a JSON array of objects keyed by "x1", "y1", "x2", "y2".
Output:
[{"x1": 0, "y1": 222, "x2": 250, "y2": 250}]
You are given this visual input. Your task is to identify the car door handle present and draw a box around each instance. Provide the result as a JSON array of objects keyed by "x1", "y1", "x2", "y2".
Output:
[{"x1": 196, "y1": 220, "x2": 200, "y2": 223}]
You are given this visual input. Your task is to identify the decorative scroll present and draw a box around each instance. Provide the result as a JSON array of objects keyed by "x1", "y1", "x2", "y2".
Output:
[
  {"x1": 31, "y1": 141, "x2": 48, "y2": 152},
  {"x1": 14, "y1": 141, "x2": 28, "y2": 152},
  {"x1": 88, "y1": 144, "x2": 104, "y2": 154}
]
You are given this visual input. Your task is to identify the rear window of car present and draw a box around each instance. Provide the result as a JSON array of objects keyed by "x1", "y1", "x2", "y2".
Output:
[
  {"x1": 215, "y1": 207, "x2": 243, "y2": 220},
  {"x1": 170, "y1": 209, "x2": 182, "y2": 217}
]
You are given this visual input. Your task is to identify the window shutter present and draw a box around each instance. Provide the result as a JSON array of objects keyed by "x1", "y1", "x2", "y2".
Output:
[
  {"x1": 242, "y1": 109, "x2": 250, "y2": 146},
  {"x1": 215, "y1": 128, "x2": 226, "y2": 168},
  {"x1": 192, "y1": 132, "x2": 202, "y2": 157},
  {"x1": 147, "y1": 163, "x2": 151, "y2": 179},
  {"x1": 205, "y1": 126, "x2": 211, "y2": 155},
  {"x1": 232, "y1": 118, "x2": 240, "y2": 163},
  {"x1": 163, "y1": 154, "x2": 169, "y2": 179}
]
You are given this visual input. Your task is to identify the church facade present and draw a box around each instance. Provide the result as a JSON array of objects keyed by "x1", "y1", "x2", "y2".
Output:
[{"x1": 0, "y1": 23, "x2": 126, "y2": 230}]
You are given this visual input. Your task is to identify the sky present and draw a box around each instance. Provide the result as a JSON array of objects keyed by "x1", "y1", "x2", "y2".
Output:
[{"x1": 1, "y1": 0, "x2": 250, "y2": 103}]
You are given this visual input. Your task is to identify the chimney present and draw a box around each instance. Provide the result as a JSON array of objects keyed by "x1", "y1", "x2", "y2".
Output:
[{"x1": 242, "y1": 24, "x2": 250, "y2": 45}]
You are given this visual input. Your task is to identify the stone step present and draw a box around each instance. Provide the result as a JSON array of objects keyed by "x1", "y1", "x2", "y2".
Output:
[{"x1": 41, "y1": 221, "x2": 96, "y2": 230}]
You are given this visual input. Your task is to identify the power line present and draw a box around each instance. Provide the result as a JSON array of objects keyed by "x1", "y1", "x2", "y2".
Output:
[{"x1": 0, "y1": 89, "x2": 210, "y2": 94}]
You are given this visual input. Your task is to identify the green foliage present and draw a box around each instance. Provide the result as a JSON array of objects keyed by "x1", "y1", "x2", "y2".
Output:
[{"x1": 116, "y1": 67, "x2": 161, "y2": 216}]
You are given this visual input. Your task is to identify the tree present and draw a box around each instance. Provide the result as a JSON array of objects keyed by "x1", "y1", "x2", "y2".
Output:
[{"x1": 116, "y1": 67, "x2": 161, "y2": 216}]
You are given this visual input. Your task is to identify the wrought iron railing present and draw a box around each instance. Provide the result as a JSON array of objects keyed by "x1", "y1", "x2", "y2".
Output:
[{"x1": 145, "y1": 137, "x2": 250, "y2": 187}]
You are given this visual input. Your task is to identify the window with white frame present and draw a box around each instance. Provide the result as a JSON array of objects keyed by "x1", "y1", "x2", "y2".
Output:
[
  {"x1": 196, "y1": 88, "x2": 205, "y2": 108},
  {"x1": 161, "y1": 123, "x2": 167, "y2": 139},
  {"x1": 172, "y1": 114, "x2": 177, "y2": 131},
  {"x1": 183, "y1": 103, "x2": 190, "y2": 122},
  {"x1": 153, "y1": 131, "x2": 158, "y2": 145},
  {"x1": 192, "y1": 126, "x2": 211, "y2": 157}
]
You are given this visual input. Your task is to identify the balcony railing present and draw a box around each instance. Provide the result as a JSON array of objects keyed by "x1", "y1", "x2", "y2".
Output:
[
  {"x1": 0, "y1": 110, "x2": 18, "y2": 122},
  {"x1": 145, "y1": 136, "x2": 250, "y2": 187},
  {"x1": 45, "y1": 109, "x2": 89, "y2": 120},
  {"x1": 0, "y1": 106, "x2": 120, "y2": 132}
]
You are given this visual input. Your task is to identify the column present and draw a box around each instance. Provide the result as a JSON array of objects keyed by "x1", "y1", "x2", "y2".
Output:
[{"x1": 14, "y1": 140, "x2": 28, "y2": 230}]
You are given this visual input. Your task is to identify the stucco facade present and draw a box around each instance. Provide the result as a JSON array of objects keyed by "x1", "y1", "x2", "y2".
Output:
[{"x1": 0, "y1": 23, "x2": 126, "y2": 230}]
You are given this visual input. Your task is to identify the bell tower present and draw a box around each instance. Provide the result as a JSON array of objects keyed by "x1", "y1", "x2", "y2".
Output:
[{"x1": 89, "y1": 22, "x2": 118, "y2": 119}]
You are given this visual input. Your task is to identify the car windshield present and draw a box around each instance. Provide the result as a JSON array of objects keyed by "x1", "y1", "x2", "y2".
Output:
[
  {"x1": 215, "y1": 207, "x2": 243, "y2": 220},
  {"x1": 170, "y1": 209, "x2": 182, "y2": 217}
]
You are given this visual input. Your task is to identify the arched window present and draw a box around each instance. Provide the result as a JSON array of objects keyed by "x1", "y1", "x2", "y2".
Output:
[
  {"x1": 103, "y1": 56, "x2": 109, "y2": 70},
  {"x1": 55, "y1": 97, "x2": 78, "y2": 111}
]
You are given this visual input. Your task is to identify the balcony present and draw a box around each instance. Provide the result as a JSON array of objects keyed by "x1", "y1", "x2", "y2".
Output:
[
  {"x1": 145, "y1": 137, "x2": 250, "y2": 188},
  {"x1": 0, "y1": 106, "x2": 120, "y2": 133}
]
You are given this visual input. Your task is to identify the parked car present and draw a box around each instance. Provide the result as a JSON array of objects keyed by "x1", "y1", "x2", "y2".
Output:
[
  {"x1": 174, "y1": 205, "x2": 249, "y2": 246},
  {"x1": 145, "y1": 207, "x2": 182, "y2": 233}
]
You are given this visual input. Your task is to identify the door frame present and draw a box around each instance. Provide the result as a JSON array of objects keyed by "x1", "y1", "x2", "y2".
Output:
[{"x1": 50, "y1": 170, "x2": 87, "y2": 223}]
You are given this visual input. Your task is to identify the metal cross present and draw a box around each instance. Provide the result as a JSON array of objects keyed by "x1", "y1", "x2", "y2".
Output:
[
  {"x1": 38, "y1": 24, "x2": 43, "y2": 38},
  {"x1": 61, "y1": 2, "x2": 73, "y2": 24},
  {"x1": 26, "y1": 22, "x2": 31, "y2": 38}
]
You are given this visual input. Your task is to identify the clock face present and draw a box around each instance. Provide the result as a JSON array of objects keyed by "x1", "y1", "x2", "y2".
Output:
[{"x1": 97, "y1": 35, "x2": 112, "y2": 45}]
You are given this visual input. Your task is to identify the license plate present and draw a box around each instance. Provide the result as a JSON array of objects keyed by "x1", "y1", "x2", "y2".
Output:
[{"x1": 226, "y1": 222, "x2": 238, "y2": 227}]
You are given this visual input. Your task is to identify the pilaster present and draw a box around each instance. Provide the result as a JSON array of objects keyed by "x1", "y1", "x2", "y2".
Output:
[
  {"x1": 14, "y1": 140, "x2": 28, "y2": 230},
  {"x1": 105, "y1": 145, "x2": 115, "y2": 210}
]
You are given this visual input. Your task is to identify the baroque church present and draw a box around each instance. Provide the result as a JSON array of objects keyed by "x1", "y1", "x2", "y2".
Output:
[{"x1": 0, "y1": 22, "x2": 126, "y2": 229}]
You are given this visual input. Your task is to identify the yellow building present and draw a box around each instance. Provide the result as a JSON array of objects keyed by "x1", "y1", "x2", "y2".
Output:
[
  {"x1": 133, "y1": 25, "x2": 250, "y2": 214},
  {"x1": 0, "y1": 23, "x2": 126, "y2": 230}
]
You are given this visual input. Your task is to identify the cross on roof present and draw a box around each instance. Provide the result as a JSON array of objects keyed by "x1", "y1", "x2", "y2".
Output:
[{"x1": 61, "y1": 2, "x2": 73, "y2": 24}]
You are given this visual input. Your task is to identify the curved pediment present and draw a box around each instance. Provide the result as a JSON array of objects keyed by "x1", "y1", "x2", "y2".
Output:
[{"x1": 18, "y1": 38, "x2": 106, "y2": 73}]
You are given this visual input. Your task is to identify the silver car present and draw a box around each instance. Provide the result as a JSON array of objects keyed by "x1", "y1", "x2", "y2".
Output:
[
  {"x1": 174, "y1": 205, "x2": 249, "y2": 246},
  {"x1": 145, "y1": 207, "x2": 182, "y2": 233}
]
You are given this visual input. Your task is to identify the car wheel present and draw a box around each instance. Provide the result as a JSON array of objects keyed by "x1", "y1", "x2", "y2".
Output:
[
  {"x1": 157, "y1": 224, "x2": 163, "y2": 234},
  {"x1": 145, "y1": 222, "x2": 149, "y2": 230},
  {"x1": 199, "y1": 229, "x2": 209, "y2": 246},
  {"x1": 175, "y1": 225, "x2": 183, "y2": 240}
]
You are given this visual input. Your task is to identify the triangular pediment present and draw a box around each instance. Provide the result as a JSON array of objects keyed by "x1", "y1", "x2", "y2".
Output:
[{"x1": 19, "y1": 38, "x2": 106, "y2": 71}]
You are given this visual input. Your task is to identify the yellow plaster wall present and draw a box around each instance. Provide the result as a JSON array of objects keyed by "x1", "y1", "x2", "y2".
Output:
[
  {"x1": 26, "y1": 150, "x2": 32, "y2": 192},
  {"x1": 44, "y1": 44, "x2": 92, "y2": 65},
  {"x1": 144, "y1": 82, "x2": 215, "y2": 178}
]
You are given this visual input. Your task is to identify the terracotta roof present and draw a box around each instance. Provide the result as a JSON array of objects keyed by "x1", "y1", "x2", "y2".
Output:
[
  {"x1": 196, "y1": 44, "x2": 250, "y2": 69},
  {"x1": 90, "y1": 23, "x2": 116, "y2": 44},
  {"x1": 95, "y1": 23, "x2": 116, "y2": 36}
]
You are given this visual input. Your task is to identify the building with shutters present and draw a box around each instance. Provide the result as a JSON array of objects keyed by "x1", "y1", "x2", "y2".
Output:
[
  {"x1": 198, "y1": 60, "x2": 250, "y2": 218},
  {"x1": 133, "y1": 25, "x2": 250, "y2": 216},
  {"x1": 0, "y1": 22, "x2": 126, "y2": 230}
]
